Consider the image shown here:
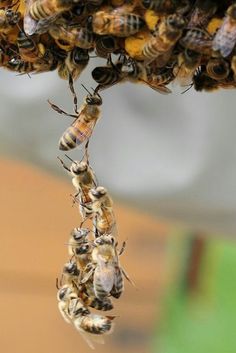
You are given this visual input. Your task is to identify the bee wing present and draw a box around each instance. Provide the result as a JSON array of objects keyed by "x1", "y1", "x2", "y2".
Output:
[
  {"x1": 95, "y1": 264, "x2": 115, "y2": 293},
  {"x1": 213, "y1": 18, "x2": 236, "y2": 57},
  {"x1": 74, "y1": 325, "x2": 105, "y2": 349},
  {"x1": 72, "y1": 118, "x2": 97, "y2": 146},
  {"x1": 23, "y1": 0, "x2": 38, "y2": 35},
  {"x1": 148, "y1": 83, "x2": 172, "y2": 94}
]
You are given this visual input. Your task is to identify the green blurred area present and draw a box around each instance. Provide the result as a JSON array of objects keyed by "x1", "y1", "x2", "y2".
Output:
[{"x1": 154, "y1": 235, "x2": 236, "y2": 353}]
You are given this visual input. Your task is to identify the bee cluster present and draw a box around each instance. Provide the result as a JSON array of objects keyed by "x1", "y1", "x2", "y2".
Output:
[
  {"x1": 53, "y1": 76, "x2": 129, "y2": 348},
  {"x1": 1, "y1": 0, "x2": 236, "y2": 91},
  {"x1": 2, "y1": 0, "x2": 236, "y2": 348}
]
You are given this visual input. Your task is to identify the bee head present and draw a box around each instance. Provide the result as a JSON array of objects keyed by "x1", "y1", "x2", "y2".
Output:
[
  {"x1": 71, "y1": 161, "x2": 88, "y2": 175},
  {"x1": 90, "y1": 186, "x2": 107, "y2": 199},
  {"x1": 57, "y1": 285, "x2": 73, "y2": 301},
  {"x1": 63, "y1": 261, "x2": 80, "y2": 276},
  {"x1": 94, "y1": 234, "x2": 115, "y2": 246},
  {"x1": 75, "y1": 243, "x2": 90, "y2": 255},
  {"x1": 71, "y1": 227, "x2": 89, "y2": 242}
]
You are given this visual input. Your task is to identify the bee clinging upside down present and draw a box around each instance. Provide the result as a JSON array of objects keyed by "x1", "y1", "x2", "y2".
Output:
[{"x1": 49, "y1": 76, "x2": 102, "y2": 151}]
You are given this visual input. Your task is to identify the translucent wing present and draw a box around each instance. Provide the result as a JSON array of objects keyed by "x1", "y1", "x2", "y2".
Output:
[
  {"x1": 23, "y1": 0, "x2": 38, "y2": 35},
  {"x1": 94, "y1": 265, "x2": 115, "y2": 293},
  {"x1": 74, "y1": 119, "x2": 97, "y2": 146},
  {"x1": 213, "y1": 17, "x2": 236, "y2": 57}
]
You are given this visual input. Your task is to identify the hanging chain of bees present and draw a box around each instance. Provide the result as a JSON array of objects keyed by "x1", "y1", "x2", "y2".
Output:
[
  {"x1": 2, "y1": 0, "x2": 236, "y2": 348},
  {"x1": 50, "y1": 77, "x2": 131, "y2": 348}
]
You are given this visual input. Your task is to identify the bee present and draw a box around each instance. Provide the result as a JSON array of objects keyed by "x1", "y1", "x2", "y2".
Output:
[
  {"x1": 206, "y1": 57, "x2": 229, "y2": 81},
  {"x1": 92, "y1": 55, "x2": 126, "y2": 90},
  {"x1": 32, "y1": 47, "x2": 59, "y2": 72},
  {"x1": 28, "y1": 0, "x2": 80, "y2": 22},
  {"x1": 213, "y1": 4, "x2": 236, "y2": 57},
  {"x1": 174, "y1": 49, "x2": 201, "y2": 86},
  {"x1": 82, "y1": 235, "x2": 126, "y2": 300},
  {"x1": 142, "y1": 14, "x2": 185, "y2": 62},
  {"x1": 49, "y1": 25, "x2": 95, "y2": 50},
  {"x1": 57, "y1": 284, "x2": 114, "y2": 349},
  {"x1": 180, "y1": 28, "x2": 213, "y2": 55},
  {"x1": 49, "y1": 77, "x2": 102, "y2": 150},
  {"x1": 57, "y1": 155, "x2": 97, "y2": 219},
  {"x1": 89, "y1": 10, "x2": 145, "y2": 37},
  {"x1": 17, "y1": 30, "x2": 46, "y2": 62},
  {"x1": 57, "y1": 47, "x2": 89, "y2": 81},
  {"x1": 187, "y1": 0, "x2": 217, "y2": 29},
  {"x1": 23, "y1": 0, "x2": 59, "y2": 35},
  {"x1": 95, "y1": 35, "x2": 119, "y2": 58},
  {"x1": 0, "y1": 7, "x2": 20, "y2": 33}
]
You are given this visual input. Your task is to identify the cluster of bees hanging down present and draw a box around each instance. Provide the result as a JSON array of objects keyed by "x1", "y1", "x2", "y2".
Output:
[
  {"x1": 2, "y1": 0, "x2": 236, "y2": 347},
  {"x1": 50, "y1": 76, "x2": 132, "y2": 348},
  {"x1": 1, "y1": 0, "x2": 236, "y2": 91}
]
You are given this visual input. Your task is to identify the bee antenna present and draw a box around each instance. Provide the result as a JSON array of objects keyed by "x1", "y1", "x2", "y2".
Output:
[
  {"x1": 65, "y1": 154, "x2": 76, "y2": 163},
  {"x1": 81, "y1": 84, "x2": 92, "y2": 96}
]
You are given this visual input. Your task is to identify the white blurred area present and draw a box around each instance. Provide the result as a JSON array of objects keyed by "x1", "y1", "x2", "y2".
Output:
[{"x1": 1, "y1": 62, "x2": 236, "y2": 235}]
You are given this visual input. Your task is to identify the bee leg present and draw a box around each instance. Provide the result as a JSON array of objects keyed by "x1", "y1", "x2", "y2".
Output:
[
  {"x1": 119, "y1": 241, "x2": 126, "y2": 256},
  {"x1": 80, "y1": 266, "x2": 95, "y2": 284},
  {"x1": 57, "y1": 156, "x2": 70, "y2": 172},
  {"x1": 68, "y1": 74, "x2": 78, "y2": 115},
  {"x1": 47, "y1": 99, "x2": 77, "y2": 119},
  {"x1": 121, "y1": 267, "x2": 136, "y2": 288}
]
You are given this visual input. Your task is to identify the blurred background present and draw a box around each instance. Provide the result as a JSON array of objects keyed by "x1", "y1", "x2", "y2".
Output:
[{"x1": 1, "y1": 66, "x2": 236, "y2": 353}]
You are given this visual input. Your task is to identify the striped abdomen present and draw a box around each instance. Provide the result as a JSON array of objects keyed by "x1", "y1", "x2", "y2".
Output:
[
  {"x1": 29, "y1": 0, "x2": 73, "y2": 21},
  {"x1": 110, "y1": 267, "x2": 124, "y2": 298},
  {"x1": 59, "y1": 119, "x2": 96, "y2": 150},
  {"x1": 76, "y1": 314, "x2": 113, "y2": 334},
  {"x1": 92, "y1": 66, "x2": 121, "y2": 88},
  {"x1": 17, "y1": 31, "x2": 39, "y2": 62},
  {"x1": 95, "y1": 210, "x2": 116, "y2": 235}
]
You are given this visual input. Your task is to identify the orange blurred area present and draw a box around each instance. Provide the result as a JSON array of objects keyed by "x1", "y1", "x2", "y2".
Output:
[{"x1": 0, "y1": 158, "x2": 169, "y2": 353}]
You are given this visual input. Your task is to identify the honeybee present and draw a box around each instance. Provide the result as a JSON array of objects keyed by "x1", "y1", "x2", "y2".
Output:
[
  {"x1": 213, "y1": 4, "x2": 236, "y2": 57},
  {"x1": 0, "y1": 7, "x2": 20, "y2": 33},
  {"x1": 49, "y1": 25, "x2": 95, "y2": 50},
  {"x1": 28, "y1": 0, "x2": 80, "y2": 22},
  {"x1": 174, "y1": 49, "x2": 201, "y2": 86},
  {"x1": 89, "y1": 10, "x2": 145, "y2": 37},
  {"x1": 95, "y1": 35, "x2": 119, "y2": 58},
  {"x1": 142, "y1": 14, "x2": 185, "y2": 62},
  {"x1": 23, "y1": 0, "x2": 59, "y2": 35},
  {"x1": 188, "y1": 0, "x2": 217, "y2": 29},
  {"x1": 57, "y1": 155, "x2": 97, "y2": 219},
  {"x1": 180, "y1": 28, "x2": 213, "y2": 55},
  {"x1": 206, "y1": 57, "x2": 229, "y2": 80},
  {"x1": 92, "y1": 55, "x2": 126, "y2": 90},
  {"x1": 57, "y1": 284, "x2": 114, "y2": 349},
  {"x1": 17, "y1": 30, "x2": 46, "y2": 62},
  {"x1": 49, "y1": 77, "x2": 102, "y2": 150},
  {"x1": 82, "y1": 234, "x2": 125, "y2": 300},
  {"x1": 57, "y1": 47, "x2": 89, "y2": 80}
]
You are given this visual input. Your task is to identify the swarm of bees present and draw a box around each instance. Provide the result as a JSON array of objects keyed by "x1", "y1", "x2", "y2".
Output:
[
  {"x1": 1, "y1": 0, "x2": 236, "y2": 91},
  {"x1": 2, "y1": 0, "x2": 236, "y2": 348},
  {"x1": 50, "y1": 77, "x2": 133, "y2": 348}
]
